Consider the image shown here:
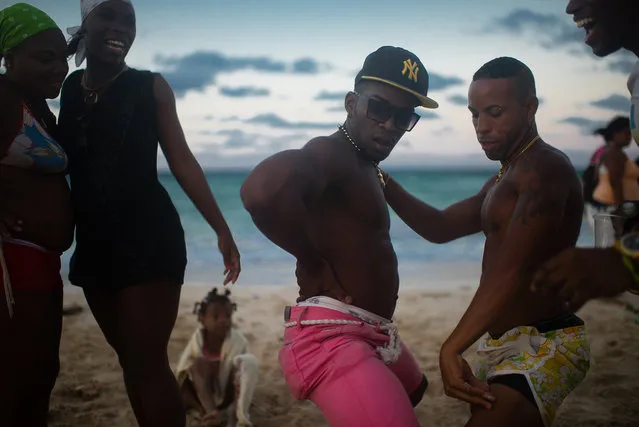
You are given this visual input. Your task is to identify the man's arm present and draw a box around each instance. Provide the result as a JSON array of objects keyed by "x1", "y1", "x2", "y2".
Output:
[
  {"x1": 383, "y1": 174, "x2": 493, "y2": 243},
  {"x1": 240, "y1": 139, "x2": 339, "y2": 267},
  {"x1": 442, "y1": 160, "x2": 571, "y2": 353}
]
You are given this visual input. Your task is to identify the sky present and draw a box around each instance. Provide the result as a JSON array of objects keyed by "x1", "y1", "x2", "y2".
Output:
[{"x1": 22, "y1": 0, "x2": 639, "y2": 169}]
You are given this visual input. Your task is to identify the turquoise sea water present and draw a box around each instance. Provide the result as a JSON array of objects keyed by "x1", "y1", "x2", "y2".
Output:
[{"x1": 60, "y1": 168, "x2": 594, "y2": 287}]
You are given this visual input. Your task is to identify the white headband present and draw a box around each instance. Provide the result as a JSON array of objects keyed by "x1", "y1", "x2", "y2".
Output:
[{"x1": 67, "y1": 0, "x2": 133, "y2": 67}]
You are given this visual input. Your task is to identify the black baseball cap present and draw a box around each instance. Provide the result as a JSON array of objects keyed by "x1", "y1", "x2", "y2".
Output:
[{"x1": 355, "y1": 46, "x2": 438, "y2": 109}]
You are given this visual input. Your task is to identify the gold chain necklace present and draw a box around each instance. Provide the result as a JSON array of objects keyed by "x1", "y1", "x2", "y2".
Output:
[
  {"x1": 338, "y1": 124, "x2": 386, "y2": 188},
  {"x1": 495, "y1": 135, "x2": 541, "y2": 183},
  {"x1": 81, "y1": 65, "x2": 128, "y2": 104}
]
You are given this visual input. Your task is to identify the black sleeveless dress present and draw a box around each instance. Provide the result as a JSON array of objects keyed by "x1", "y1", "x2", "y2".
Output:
[{"x1": 58, "y1": 68, "x2": 187, "y2": 291}]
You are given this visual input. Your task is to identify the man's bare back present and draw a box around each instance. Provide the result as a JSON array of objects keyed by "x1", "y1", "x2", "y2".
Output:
[
  {"x1": 242, "y1": 133, "x2": 400, "y2": 318},
  {"x1": 478, "y1": 142, "x2": 583, "y2": 336}
]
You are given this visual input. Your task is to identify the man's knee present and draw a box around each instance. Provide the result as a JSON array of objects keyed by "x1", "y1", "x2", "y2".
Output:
[
  {"x1": 466, "y1": 383, "x2": 544, "y2": 427},
  {"x1": 409, "y1": 374, "x2": 428, "y2": 407}
]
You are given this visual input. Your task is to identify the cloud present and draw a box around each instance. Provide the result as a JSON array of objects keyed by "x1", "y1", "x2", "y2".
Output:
[
  {"x1": 590, "y1": 94, "x2": 630, "y2": 113},
  {"x1": 246, "y1": 113, "x2": 336, "y2": 130},
  {"x1": 219, "y1": 86, "x2": 270, "y2": 98},
  {"x1": 292, "y1": 58, "x2": 324, "y2": 74},
  {"x1": 315, "y1": 90, "x2": 347, "y2": 101},
  {"x1": 428, "y1": 72, "x2": 464, "y2": 91},
  {"x1": 326, "y1": 105, "x2": 344, "y2": 113},
  {"x1": 608, "y1": 58, "x2": 636, "y2": 74},
  {"x1": 559, "y1": 117, "x2": 606, "y2": 135},
  {"x1": 417, "y1": 111, "x2": 439, "y2": 120},
  {"x1": 448, "y1": 94, "x2": 467, "y2": 106},
  {"x1": 217, "y1": 129, "x2": 310, "y2": 151},
  {"x1": 433, "y1": 126, "x2": 454, "y2": 137},
  {"x1": 489, "y1": 9, "x2": 582, "y2": 49},
  {"x1": 155, "y1": 51, "x2": 324, "y2": 97},
  {"x1": 217, "y1": 129, "x2": 257, "y2": 149},
  {"x1": 489, "y1": 9, "x2": 634, "y2": 75}
]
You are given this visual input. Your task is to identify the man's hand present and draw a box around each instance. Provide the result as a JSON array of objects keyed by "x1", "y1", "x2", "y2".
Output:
[
  {"x1": 439, "y1": 345, "x2": 495, "y2": 409},
  {"x1": 218, "y1": 231, "x2": 241, "y2": 285},
  {"x1": 531, "y1": 247, "x2": 633, "y2": 311}
]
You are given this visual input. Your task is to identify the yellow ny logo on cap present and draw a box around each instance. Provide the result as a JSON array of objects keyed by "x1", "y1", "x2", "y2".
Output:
[{"x1": 402, "y1": 59, "x2": 419, "y2": 82}]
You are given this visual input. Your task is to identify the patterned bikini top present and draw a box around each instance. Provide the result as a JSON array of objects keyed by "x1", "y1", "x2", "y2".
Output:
[{"x1": 0, "y1": 104, "x2": 67, "y2": 173}]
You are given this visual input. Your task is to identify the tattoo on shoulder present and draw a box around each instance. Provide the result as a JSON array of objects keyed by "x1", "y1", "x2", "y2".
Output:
[{"x1": 512, "y1": 169, "x2": 563, "y2": 226}]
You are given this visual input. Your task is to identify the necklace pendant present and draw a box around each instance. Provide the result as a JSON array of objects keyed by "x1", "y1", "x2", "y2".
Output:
[
  {"x1": 376, "y1": 167, "x2": 386, "y2": 188},
  {"x1": 85, "y1": 91, "x2": 98, "y2": 105}
]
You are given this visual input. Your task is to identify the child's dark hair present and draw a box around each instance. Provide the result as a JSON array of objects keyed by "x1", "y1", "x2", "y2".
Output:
[{"x1": 193, "y1": 287, "x2": 237, "y2": 317}]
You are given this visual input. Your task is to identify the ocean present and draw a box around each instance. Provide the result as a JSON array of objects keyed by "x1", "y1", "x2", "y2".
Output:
[{"x1": 60, "y1": 168, "x2": 595, "y2": 288}]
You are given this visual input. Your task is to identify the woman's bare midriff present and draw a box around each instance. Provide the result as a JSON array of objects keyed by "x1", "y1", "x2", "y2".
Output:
[{"x1": 0, "y1": 166, "x2": 74, "y2": 252}]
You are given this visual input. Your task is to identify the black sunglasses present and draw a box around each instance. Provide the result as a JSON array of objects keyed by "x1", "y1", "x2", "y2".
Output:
[{"x1": 354, "y1": 92, "x2": 420, "y2": 132}]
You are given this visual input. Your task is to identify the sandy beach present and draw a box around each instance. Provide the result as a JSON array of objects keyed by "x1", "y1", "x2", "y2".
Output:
[{"x1": 48, "y1": 284, "x2": 639, "y2": 427}]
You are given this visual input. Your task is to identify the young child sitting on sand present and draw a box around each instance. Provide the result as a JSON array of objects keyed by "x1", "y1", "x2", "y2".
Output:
[{"x1": 176, "y1": 288, "x2": 259, "y2": 427}]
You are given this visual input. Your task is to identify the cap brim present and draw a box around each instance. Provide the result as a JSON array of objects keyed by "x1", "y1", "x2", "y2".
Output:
[{"x1": 360, "y1": 76, "x2": 438, "y2": 109}]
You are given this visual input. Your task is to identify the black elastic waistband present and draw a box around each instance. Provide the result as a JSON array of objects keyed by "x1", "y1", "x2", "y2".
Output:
[{"x1": 490, "y1": 313, "x2": 584, "y2": 339}]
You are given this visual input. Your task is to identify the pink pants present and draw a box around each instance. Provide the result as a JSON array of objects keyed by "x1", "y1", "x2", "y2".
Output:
[{"x1": 279, "y1": 305, "x2": 424, "y2": 427}]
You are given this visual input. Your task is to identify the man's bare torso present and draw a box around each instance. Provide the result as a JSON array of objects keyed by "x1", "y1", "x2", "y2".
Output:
[
  {"x1": 297, "y1": 135, "x2": 400, "y2": 319},
  {"x1": 479, "y1": 143, "x2": 583, "y2": 336}
]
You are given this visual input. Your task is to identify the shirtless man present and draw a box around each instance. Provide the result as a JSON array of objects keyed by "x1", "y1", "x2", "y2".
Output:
[
  {"x1": 384, "y1": 57, "x2": 590, "y2": 427},
  {"x1": 240, "y1": 46, "x2": 434, "y2": 427},
  {"x1": 531, "y1": 0, "x2": 639, "y2": 309}
]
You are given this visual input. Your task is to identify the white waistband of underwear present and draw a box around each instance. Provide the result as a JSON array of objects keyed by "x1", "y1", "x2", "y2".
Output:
[
  {"x1": 296, "y1": 296, "x2": 392, "y2": 325},
  {"x1": 287, "y1": 296, "x2": 402, "y2": 364}
]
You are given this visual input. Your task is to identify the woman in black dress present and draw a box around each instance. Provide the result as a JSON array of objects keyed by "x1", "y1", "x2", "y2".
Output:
[{"x1": 59, "y1": 1, "x2": 241, "y2": 426}]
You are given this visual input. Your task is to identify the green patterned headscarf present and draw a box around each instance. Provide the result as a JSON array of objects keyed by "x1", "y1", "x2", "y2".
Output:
[{"x1": 0, "y1": 3, "x2": 59, "y2": 53}]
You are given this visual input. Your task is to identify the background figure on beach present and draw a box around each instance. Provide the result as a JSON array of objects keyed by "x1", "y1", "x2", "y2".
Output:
[
  {"x1": 240, "y1": 46, "x2": 433, "y2": 427},
  {"x1": 384, "y1": 57, "x2": 589, "y2": 427},
  {"x1": 177, "y1": 288, "x2": 259, "y2": 427},
  {"x1": 57, "y1": 1, "x2": 241, "y2": 426},
  {"x1": 532, "y1": 0, "x2": 639, "y2": 310},
  {"x1": 0, "y1": 3, "x2": 71, "y2": 426},
  {"x1": 583, "y1": 117, "x2": 635, "y2": 228},
  {"x1": 581, "y1": 128, "x2": 608, "y2": 226}
]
